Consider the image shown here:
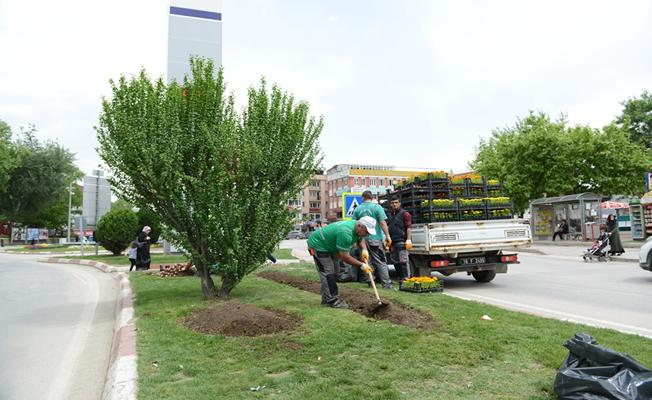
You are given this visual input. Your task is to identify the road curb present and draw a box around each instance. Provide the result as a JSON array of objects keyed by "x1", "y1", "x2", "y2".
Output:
[
  {"x1": 39, "y1": 258, "x2": 137, "y2": 399},
  {"x1": 102, "y1": 272, "x2": 137, "y2": 400}
]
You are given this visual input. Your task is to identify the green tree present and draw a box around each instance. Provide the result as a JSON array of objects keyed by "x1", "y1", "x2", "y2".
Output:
[
  {"x1": 471, "y1": 112, "x2": 652, "y2": 213},
  {"x1": 96, "y1": 208, "x2": 139, "y2": 255},
  {"x1": 615, "y1": 90, "x2": 652, "y2": 147},
  {"x1": 471, "y1": 112, "x2": 572, "y2": 213},
  {"x1": 96, "y1": 58, "x2": 322, "y2": 298},
  {"x1": 111, "y1": 199, "x2": 135, "y2": 212},
  {"x1": 27, "y1": 184, "x2": 82, "y2": 229},
  {"x1": 0, "y1": 126, "x2": 82, "y2": 225},
  {"x1": 0, "y1": 120, "x2": 15, "y2": 198}
]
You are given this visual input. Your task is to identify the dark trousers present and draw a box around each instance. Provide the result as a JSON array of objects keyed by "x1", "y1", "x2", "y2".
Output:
[
  {"x1": 129, "y1": 258, "x2": 137, "y2": 271},
  {"x1": 313, "y1": 251, "x2": 341, "y2": 305},
  {"x1": 552, "y1": 231, "x2": 565, "y2": 241}
]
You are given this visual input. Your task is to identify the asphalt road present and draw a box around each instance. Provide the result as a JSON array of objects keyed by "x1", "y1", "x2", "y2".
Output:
[
  {"x1": 0, "y1": 254, "x2": 117, "y2": 400},
  {"x1": 281, "y1": 239, "x2": 652, "y2": 338},
  {"x1": 441, "y1": 252, "x2": 652, "y2": 338}
]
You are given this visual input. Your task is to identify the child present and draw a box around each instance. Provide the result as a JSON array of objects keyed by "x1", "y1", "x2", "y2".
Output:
[{"x1": 128, "y1": 241, "x2": 138, "y2": 271}]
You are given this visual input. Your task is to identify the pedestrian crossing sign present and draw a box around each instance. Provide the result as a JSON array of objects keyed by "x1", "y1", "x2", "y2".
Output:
[{"x1": 342, "y1": 192, "x2": 363, "y2": 220}]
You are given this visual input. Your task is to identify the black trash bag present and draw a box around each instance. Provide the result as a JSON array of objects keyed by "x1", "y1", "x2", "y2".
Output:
[{"x1": 554, "y1": 332, "x2": 652, "y2": 400}]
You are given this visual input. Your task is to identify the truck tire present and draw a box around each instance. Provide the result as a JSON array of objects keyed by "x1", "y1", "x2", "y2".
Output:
[{"x1": 472, "y1": 270, "x2": 496, "y2": 283}]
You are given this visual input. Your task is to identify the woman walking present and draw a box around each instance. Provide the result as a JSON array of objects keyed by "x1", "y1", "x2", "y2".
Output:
[{"x1": 606, "y1": 215, "x2": 624, "y2": 256}]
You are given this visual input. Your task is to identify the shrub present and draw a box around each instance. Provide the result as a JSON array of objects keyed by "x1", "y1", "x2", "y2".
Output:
[{"x1": 96, "y1": 209, "x2": 139, "y2": 255}]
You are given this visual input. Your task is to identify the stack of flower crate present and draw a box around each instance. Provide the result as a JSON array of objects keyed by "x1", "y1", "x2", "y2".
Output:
[{"x1": 380, "y1": 173, "x2": 513, "y2": 223}]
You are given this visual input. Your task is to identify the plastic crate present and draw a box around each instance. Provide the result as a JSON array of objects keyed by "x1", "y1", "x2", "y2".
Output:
[{"x1": 399, "y1": 281, "x2": 444, "y2": 293}]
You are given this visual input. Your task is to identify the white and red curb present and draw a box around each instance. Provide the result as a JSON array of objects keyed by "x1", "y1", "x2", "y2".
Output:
[
  {"x1": 102, "y1": 272, "x2": 137, "y2": 400},
  {"x1": 40, "y1": 258, "x2": 137, "y2": 399}
]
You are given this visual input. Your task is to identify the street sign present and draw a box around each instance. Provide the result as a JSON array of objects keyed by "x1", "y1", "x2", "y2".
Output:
[
  {"x1": 342, "y1": 192, "x2": 363, "y2": 220},
  {"x1": 82, "y1": 174, "x2": 111, "y2": 228}
]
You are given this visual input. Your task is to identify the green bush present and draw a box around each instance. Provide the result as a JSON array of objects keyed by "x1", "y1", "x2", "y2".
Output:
[{"x1": 96, "y1": 209, "x2": 139, "y2": 255}]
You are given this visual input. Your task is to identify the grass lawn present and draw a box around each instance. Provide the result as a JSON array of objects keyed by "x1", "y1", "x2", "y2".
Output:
[
  {"x1": 130, "y1": 262, "x2": 652, "y2": 399},
  {"x1": 272, "y1": 248, "x2": 296, "y2": 260},
  {"x1": 4, "y1": 244, "x2": 82, "y2": 253},
  {"x1": 60, "y1": 254, "x2": 189, "y2": 266}
]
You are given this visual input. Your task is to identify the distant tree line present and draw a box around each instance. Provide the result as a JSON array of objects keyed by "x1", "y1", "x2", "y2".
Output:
[
  {"x1": 0, "y1": 120, "x2": 82, "y2": 229},
  {"x1": 471, "y1": 91, "x2": 652, "y2": 213}
]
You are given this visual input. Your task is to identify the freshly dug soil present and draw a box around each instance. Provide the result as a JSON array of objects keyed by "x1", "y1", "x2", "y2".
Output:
[
  {"x1": 258, "y1": 271, "x2": 435, "y2": 330},
  {"x1": 182, "y1": 301, "x2": 303, "y2": 337}
]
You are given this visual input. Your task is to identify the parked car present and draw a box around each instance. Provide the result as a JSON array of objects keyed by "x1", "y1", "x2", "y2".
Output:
[
  {"x1": 286, "y1": 230, "x2": 305, "y2": 240},
  {"x1": 638, "y1": 236, "x2": 652, "y2": 272}
]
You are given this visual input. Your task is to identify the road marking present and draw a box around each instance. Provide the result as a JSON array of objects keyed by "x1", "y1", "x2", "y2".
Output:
[{"x1": 445, "y1": 290, "x2": 652, "y2": 339}]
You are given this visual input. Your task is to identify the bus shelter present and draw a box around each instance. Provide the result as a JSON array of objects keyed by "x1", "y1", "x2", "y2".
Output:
[{"x1": 530, "y1": 193, "x2": 603, "y2": 241}]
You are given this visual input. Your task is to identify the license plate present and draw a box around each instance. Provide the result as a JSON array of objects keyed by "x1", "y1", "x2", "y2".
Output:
[{"x1": 460, "y1": 257, "x2": 485, "y2": 265}]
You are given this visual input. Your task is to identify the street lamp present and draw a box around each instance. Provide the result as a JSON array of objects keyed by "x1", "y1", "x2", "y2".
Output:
[{"x1": 67, "y1": 182, "x2": 73, "y2": 243}]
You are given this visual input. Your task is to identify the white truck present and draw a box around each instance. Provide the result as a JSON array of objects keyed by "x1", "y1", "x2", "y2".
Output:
[{"x1": 408, "y1": 218, "x2": 532, "y2": 282}]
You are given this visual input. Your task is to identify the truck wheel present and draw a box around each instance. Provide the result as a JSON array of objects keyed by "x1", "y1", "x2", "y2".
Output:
[{"x1": 472, "y1": 270, "x2": 496, "y2": 283}]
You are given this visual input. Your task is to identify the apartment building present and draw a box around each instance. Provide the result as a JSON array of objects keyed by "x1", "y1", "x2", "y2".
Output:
[{"x1": 326, "y1": 164, "x2": 422, "y2": 217}]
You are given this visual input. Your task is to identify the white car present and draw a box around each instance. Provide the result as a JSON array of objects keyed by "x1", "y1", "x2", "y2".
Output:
[{"x1": 638, "y1": 236, "x2": 652, "y2": 272}]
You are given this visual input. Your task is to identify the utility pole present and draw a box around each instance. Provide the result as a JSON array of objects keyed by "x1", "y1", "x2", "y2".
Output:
[{"x1": 67, "y1": 182, "x2": 73, "y2": 243}]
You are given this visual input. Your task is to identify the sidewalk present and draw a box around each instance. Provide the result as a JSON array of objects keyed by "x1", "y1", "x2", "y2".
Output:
[{"x1": 522, "y1": 231, "x2": 642, "y2": 262}]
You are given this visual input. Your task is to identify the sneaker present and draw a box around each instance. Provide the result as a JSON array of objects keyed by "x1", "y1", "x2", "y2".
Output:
[
  {"x1": 330, "y1": 300, "x2": 350, "y2": 309},
  {"x1": 382, "y1": 284, "x2": 393, "y2": 290}
]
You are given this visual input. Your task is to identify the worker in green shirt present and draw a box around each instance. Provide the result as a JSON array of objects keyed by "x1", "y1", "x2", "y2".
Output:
[
  {"x1": 307, "y1": 216, "x2": 376, "y2": 309},
  {"x1": 352, "y1": 190, "x2": 393, "y2": 289}
]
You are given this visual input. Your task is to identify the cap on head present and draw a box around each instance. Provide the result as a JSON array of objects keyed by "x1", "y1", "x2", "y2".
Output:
[{"x1": 358, "y1": 216, "x2": 377, "y2": 235}]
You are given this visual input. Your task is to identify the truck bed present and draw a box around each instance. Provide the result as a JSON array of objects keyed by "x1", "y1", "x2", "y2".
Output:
[{"x1": 411, "y1": 219, "x2": 532, "y2": 255}]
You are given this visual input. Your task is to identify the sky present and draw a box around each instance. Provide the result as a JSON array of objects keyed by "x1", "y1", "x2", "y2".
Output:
[{"x1": 1, "y1": 0, "x2": 651, "y2": 176}]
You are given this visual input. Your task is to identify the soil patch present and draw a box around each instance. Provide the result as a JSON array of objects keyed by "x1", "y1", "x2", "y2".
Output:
[
  {"x1": 182, "y1": 301, "x2": 303, "y2": 337},
  {"x1": 258, "y1": 271, "x2": 435, "y2": 330}
]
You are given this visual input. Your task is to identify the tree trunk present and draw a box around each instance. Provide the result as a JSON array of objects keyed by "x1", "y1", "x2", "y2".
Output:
[
  {"x1": 217, "y1": 274, "x2": 237, "y2": 299},
  {"x1": 197, "y1": 262, "x2": 216, "y2": 299}
]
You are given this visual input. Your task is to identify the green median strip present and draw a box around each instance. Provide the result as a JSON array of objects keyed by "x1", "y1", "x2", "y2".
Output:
[
  {"x1": 272, "y1": 248, "x2": 296, "y2": 260},
  {"x1": 129, "y1": 262, "x2": 652, "y2": 400}
]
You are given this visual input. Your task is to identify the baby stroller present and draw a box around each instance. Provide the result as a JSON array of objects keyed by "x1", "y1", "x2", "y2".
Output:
[{"x1": 582, "y1": 232, "x2": 611, "y2": 262}]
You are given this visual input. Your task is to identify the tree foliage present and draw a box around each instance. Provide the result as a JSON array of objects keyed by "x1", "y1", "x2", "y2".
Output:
[
  {"x1": 615, "y1": 90, "x2": 652, "y2": 148},
  {"x1": 471, "y1": 112, "x2": 652, "y2": 213},
  {"x1": 96, "y1": 58, "x2": 322, "y2": 298},
  {"x1": 0, "y1": 120, "x2": 15, "y2": 197},
  {"x1": 96, "y1": 208, "x2": 139, "y2": 255},
  {"x1": 0, "y1": 124, "x2": 82, "y2": 226}
]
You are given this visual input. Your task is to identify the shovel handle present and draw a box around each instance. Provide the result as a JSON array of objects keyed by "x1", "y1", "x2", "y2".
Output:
[{"x1": 367, "y1": 270, "x2": 382, "y2": 302}]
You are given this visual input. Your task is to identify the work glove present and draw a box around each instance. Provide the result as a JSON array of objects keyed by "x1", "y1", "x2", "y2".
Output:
[
  {"x1": 384, "y1": 238, "x2": 392, "y2": 249},
  {"x1": 360, "y1": 249, "x2": 370, "y2": 262},
  {"x1": 360, "y1": 263, "x2": 372, "y2": 274},
  {"x1": 405, "y1": 240, "x2": 413, "y2": 250}
]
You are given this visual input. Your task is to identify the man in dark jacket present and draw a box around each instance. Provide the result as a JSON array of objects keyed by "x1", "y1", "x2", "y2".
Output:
[{"x1": 387, "y1": 196, "x2": 413, "y2": 281}]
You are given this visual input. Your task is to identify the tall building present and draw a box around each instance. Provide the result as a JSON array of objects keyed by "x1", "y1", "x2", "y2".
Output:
[
  {"x1": 300, "y1": 173, "x2": 328, "y2": 221},
  {"x1": 326, "y1": 164, "x2": 423, "y2": 217},
  {"x1": 288, "y1": 172, "x2": 328, "y2": 224},
  {"x1": 167, "y1": 0, "x2": 222, "y2": 83}
]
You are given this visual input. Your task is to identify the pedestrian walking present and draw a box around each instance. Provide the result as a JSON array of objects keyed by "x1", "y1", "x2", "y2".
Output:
[
  {"x1": 387, "y1": 195, "x2": 413, "y2": 281},
  {"x1": 606, "y1": 215, "x2": 624, "y2": 255},
  {"x1": 352, "y1": 191, "x2": 393, "y2": 289},
  {"x1": 128, "y1": 241, "x2": 138, "y2": 271},
  {"x1": 307, "y1": 217, "x2": 375, "y2": 309},
  {"x1": 136, "y1": 226, "x2": 152, "y2": 270}
]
